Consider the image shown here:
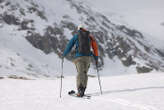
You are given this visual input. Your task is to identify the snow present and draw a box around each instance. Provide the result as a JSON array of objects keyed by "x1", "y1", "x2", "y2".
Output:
[
  {"x1": 84, "y1": 0, "x2": 164, "y2": 48},
  {"x1": 0, "y1": 24, "x2": 76, "y2": 77},
  {"x1": 100, "y1": 57, "x2": 136, "y2": 76},
  {"x1": 120, "y1": 10, "x2": 164, "y2": 49},
  {"x1": 0, "y1": 0, "x2": 164, "y2": 109},
  {"x1": 0, "y1": 2, "x2": 164, "y2": 110},
  {"x1": 0, "y1": 0, "x2": 136, "y2": 76},
  {"x1": 0, "y1": 72, "x2": 164, "y2": 110}
]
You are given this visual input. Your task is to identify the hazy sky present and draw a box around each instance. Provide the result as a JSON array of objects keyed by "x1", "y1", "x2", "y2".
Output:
[{"x1": 86, "y1": 0, "x2": 164, "y2": 13}]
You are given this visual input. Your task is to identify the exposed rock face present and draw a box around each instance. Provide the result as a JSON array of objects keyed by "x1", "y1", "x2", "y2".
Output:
[
  {"x1": 1, "y1": 0, "x2": 164, "y2": 74},
  {"x1": 136, "y1": 66, "x2": 153, "y2": 73},
  {"x1": 26, "y1": 26, "x2": 68, "y2": 57},
  {"x1": 2, "y1": 14, "x2": 20, "y2": 25}
]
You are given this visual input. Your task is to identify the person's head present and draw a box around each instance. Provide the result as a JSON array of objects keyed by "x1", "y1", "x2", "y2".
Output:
[
  {"x1": 77, "y1": 24, "x2": 87, "y2": 31},
  {"x1": 77, "y1": 24, "x2": 83, "y2": 30}
]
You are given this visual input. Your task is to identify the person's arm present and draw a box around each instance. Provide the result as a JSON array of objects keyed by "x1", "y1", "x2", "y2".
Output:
[
  {"x1": 63, "y1": 35, "x2": 77, "y2": 57},
  {"x1": 90, "y1": 35, "x2": 98, "y2": 61}
]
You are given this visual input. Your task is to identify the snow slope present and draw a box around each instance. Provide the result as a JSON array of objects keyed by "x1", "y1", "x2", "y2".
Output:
[
  {"x1": 85, "y1": 0, "x2": 164, "y2": 48},
  {"x1": 0, "y1": 72, "x2": 164, "y2": 110},
  {"x1": 0, "y1": 24, "x2": 76, "y2": 77}
]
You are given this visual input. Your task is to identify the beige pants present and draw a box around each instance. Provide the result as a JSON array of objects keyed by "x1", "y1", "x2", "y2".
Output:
[{"x1": 74, "y1": 56, "x2": 91, "y2": 89}]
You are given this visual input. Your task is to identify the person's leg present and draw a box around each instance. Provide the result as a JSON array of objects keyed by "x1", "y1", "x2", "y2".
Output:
[
  {"x1": 82, "y1": 56, "x2": 91, "y2": 88},
  {"x1": 74, "y1": 56, "x2": 91, "y2": 96},
  {"x1": 74, "y1": 57, "x2": 85, "y2": 89}
]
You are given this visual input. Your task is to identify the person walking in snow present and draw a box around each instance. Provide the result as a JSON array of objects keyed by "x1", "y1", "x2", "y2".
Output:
[{"x1": 62, "y1": 25, "x2": 99, "y2": 97}]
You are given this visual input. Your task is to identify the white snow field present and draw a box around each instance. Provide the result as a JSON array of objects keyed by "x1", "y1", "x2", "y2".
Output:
[{"x1": 0, "y1": 72, "x2": 164, "y2": 110}]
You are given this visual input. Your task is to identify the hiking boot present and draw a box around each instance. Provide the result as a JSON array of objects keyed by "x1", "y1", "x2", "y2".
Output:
[{"x1": 77, "y1": 86, "x2": 86, "y2": 97}]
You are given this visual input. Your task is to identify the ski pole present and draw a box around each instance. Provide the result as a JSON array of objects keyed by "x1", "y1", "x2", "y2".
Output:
[
  {"x1": 60, "y1": 58, "x2": 64, "y2": 98},
  {"x1": 96, "y1": 62, "x2": 103, "y2": 94}
]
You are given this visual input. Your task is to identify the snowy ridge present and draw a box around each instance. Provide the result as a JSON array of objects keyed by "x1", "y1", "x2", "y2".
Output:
[
  {"x1": 84, "y1": 0, "x2": 164, "y2": 48},
  {"x1": 0, "y1": 0, "x2": 77, "y2": 77}
]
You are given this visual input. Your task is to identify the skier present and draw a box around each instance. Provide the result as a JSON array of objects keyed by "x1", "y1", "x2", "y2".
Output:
[{"x1": 63, "y1": 25, "x2": 99, "y2": 97}]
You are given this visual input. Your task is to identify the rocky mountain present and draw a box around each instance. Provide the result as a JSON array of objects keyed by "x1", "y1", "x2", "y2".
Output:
[{"x1": 0, "y1": 0, "x2": 164, "y2": 77}]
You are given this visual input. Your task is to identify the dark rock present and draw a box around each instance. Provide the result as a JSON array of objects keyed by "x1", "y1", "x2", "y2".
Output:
[
  {"x1": 28, "y1": 6, "x2": 47, "y2": 21},
  {"x1": 0, "y1": 0, "x2": 4, "y2": 3},
  {"x1": 19, "y1": 8, "x2": 26, "y2": 16},
  {"x1": 156, "y1": 49, "x2": 164, "y2": 57},
  {"x1": 121, "y1": 55, "x2": 136, "y2": 67},
  {"x1": 136, "y1": 66, "x2": 153, "y2": 73},
  {"x1": 0, "y1": 77, "x2": 4, "y2": 79},
  {"x1": 25, "y1": 26, "x2": 68, "y2": 58},
  {"x1": 3, "y1": 14, "x2": 20, "y2": 25},
  {"x1": 8, "y1": 75, "x2": 31, "y2": 80},
  {"x1": 61, "y1": 20, "x2": 76, "y2": 31},
  {"x1": 5, "y1": 1, "x2": 10, "y2": 6},
  {"x1": 118, "y1": 25, "x2": 143, "y2": 38},
  {"x1": 20, "y1": 19, "x2": 34, "y2": 30}
]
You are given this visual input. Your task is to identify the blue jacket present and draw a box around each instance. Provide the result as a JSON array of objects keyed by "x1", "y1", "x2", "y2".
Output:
[{"x1": 63, "y1": 34, "x2": 98, "y2": 60}]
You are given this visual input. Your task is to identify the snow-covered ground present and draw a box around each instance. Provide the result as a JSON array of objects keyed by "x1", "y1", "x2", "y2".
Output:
[{"x1": 0, "y1": 72, "x2": 164, "y2": 110}]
